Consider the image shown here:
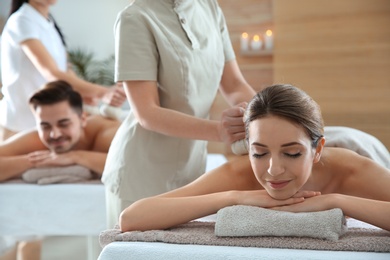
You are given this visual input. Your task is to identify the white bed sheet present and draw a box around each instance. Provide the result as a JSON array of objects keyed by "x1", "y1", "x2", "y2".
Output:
[
  {"x1": 97, "y1": 216, "x2": 390, "y2": 260},
  {"x1": 98, "y1": 242, "x2": 390, "y2": 260},
  {"x1": 0, "y1": 182, "x2": 106, "y2": 237},
  {"x1": 0, "y1": 154, "x2": 227, "y2": 237}
]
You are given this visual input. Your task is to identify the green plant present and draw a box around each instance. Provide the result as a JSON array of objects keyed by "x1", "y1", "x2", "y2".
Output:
[{"x1": 68, "y1": 48, "x2": 115, "y2": 86}]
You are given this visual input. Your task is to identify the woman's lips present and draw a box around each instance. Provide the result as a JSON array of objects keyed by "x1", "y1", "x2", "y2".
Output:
[{"x1": 268, "y1": 180, "x2": 290, "y2": 189}]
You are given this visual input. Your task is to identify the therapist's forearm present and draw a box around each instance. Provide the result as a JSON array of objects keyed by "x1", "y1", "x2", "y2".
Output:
[
  {"x1": 50, "y1": 70, "x2": 109, "y2": 99},
  {"x1": 137, "y1": 105, "x2": 221, "y2": 142},
  {"x1": 223, "y1": 82, "x2": 256, "y2": 106}
]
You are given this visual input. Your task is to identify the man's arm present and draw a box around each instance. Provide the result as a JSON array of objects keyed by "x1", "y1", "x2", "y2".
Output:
[
  {"x1": 0, "y1": 131, "x2": 48, "y2": 182},
  {"x1": 32, "y1": 150, "x2": 107, "y2": 175},
  {"x1": 0, "y1": 155, "x2": 35, "y2": 182},
  {"x1": 71, "y1": 151, "x2": 107, "y2": 175}
]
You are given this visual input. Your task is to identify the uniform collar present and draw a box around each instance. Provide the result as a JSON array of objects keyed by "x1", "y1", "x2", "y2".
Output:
[
  {"x1": 173, "y1": 0, "x2": 189, "y2": 8},
  {"x1": 20, "y1": 3, "x2": 54, "y2": 28}
]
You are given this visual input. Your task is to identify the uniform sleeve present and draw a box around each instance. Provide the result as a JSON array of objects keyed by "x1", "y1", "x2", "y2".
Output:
[
  {"x1": 215, "y1": 2, "x2": 236, "y2": 62},
  {"x1": 114, "y1": 9, "x2": 159, "y2": 82},
  {"x1": 6, "y1": 15, "x2": 41, "y2": 45}
]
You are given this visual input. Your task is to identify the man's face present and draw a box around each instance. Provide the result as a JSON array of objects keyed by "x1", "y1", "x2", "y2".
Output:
[{"x1": 33, "y1": 101, "x2": 86, "y2": 153}]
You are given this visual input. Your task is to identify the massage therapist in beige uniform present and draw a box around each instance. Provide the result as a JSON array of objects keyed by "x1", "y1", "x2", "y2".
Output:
[{"x1": 102, "y1": 0, "x2": 256, "y2": 227}]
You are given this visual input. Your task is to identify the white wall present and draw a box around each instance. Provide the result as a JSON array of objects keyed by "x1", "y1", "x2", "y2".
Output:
[
  {"x1": 52, "y1": 0, "x2": 129, "y2": 60},
  {"x1": 0, "y1": 0, "x2": 10, "y2": 19},
  {"x1": 0, "y1": 0, "x2": 11, "y2": 83},
  {"x1": 0, "y1": 0, "x2": 130, "y2": 60}
]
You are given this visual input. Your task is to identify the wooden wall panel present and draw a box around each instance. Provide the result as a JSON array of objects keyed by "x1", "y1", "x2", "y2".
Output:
[
  {"x1": 273, "y1": 0, "x2": 390, "y2": 149},
  {"x1": 219, "y1": 0, "x2": 274, "y2": 91},
  {"x1": 209, "y1": 0, "x2": 273, "y2": 154}
]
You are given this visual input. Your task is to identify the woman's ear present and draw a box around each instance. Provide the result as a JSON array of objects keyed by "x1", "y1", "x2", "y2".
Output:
[{"x1": 314, "y1": 137, "x2": 326, "y2": 163}]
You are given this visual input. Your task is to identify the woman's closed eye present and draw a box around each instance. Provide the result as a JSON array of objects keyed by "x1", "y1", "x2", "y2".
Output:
[
  {"x1": 285, "y1": 152, "x2": 302, "y2": 158},
  {"x1": 251, "y1": 152, "x2": 268, "y2": 159}
]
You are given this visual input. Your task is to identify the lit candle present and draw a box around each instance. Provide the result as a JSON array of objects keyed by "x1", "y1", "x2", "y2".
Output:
[
  {"x1": 264, "y1": 29, "x2": 273, "y2": 50},
  {"x1": 240, "y1": 32, "x2": 249, "y2": 52},
  {"x1": 250, "y1": 34, "x2": 262, "y2": 51}
]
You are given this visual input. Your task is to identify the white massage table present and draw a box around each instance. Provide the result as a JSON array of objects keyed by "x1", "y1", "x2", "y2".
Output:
[
  {"x1": 0, "y1": 153, "x2": 228, "y2": 259},
  {"x1": 0, "y1": 180, "x2": 105, "y2": 260},
  {"x1": 98, "y1": 242, "x2": 390, "y2": 260},
  {"x1": 97, "y1": 217, "x2": 390, "y2": 260}
]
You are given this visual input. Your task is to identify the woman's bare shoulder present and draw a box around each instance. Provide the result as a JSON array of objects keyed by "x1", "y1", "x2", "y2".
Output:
[
  {"x1": 320, "y1": 147, "x2": 390, "y2": 199},
  {"x1": 321, "y1": 146, "x2": 386, "y2": 171}
]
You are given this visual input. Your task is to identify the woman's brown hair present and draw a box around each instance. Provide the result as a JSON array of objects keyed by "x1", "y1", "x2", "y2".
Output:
[{"x1": 245, "y1": 84, "x2": 324, "y2": 148}]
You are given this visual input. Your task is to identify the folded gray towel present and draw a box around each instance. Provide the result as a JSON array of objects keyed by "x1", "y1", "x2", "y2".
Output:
[
  {"x1": 215, "y1": 205, "x2": 347, "y2": 241},
  {"x1": 22, "y1": 165, "x2": 92, "y2": 185}
]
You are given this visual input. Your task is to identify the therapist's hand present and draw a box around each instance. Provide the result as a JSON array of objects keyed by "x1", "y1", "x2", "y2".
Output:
[
  {"x1": 101, "y1": 84, "x2": 127, "y2": 107},
  {"x1": 218, "y1": 102, "x2": 247, "y2": 145}
]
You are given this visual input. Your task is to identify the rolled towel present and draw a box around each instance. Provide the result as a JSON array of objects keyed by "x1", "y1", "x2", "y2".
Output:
[
  {"x1": 83, "y1": 104, "x2": 100, "y2": 116},
  {"x1": 231, "y1": 139, "x2": 248, "y2": 155},
  {"x1": 22, "y1": 165, "x2": 92, "y2": 184},
  {"x1": 99, "y1": 104, "x2": 124, "y2": 121},
  {"x1": 215, "y1": 205, "x2": 347, "y2": 241},
  {"x1": 36, "y1": 175, "x2": 91, "y2": 185}
]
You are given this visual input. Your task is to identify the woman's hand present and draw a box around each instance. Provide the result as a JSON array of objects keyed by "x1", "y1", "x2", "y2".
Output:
[
  {"x1": 101, "y1": 85, "x2": 127, "y2": 107},
  {"x1": 271, "y1": 193, "x2": 334, "y2": 212},
  {"x1": 234, "y1": 189, "x2": 321, "y2": 208}
]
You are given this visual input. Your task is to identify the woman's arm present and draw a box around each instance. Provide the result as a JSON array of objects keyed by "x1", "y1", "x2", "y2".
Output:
[
  {"x1": 123, "y1": 80, "x2": 244, "y2": 143},
  {"x1": 275, "y1": 149, "x2": 390, "y2": 231},
  {"x1": 21, "y1": 39, "x2": 126, "y2": 106},
  {"x1": 337, "y1": 195, "x2": 390, "y2": 231},
  {"x1": 218, "y1": 60, "x2": 257, "y2": 144},
  {"x1": 274, "y1": 194, "x2": 390, "y2": 231},
  {"x1": 219, "y1": 60, "x2": 256, "y2": 106},
  {"x1": 119, "y1": 156, "x2": 312, "y2": 232}
]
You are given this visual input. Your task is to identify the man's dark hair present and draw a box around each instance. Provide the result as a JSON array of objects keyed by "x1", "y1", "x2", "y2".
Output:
[{"x1": 29, "y1": 80, "x2": 83, "y2": 115}]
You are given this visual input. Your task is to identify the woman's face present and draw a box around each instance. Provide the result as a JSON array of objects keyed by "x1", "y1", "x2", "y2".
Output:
[
  {"x1": 248, "y1": 115, "x2": 318, "y2": 200},
  {"x1": 29, "y1": 0, "x2": 57, "y2": 8}
]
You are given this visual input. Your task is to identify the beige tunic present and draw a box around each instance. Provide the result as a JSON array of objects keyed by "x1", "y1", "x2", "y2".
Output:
[{"x1": 102, "y1": 0, "x2": 235, "y2": 201}]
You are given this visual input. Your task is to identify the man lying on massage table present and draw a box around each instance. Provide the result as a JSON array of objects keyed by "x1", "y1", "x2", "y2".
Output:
[
  {"x1": 0, "y1": 79, "x2": 120, "y2": 183},
  {"x1": 0, "y1": 80, "x2": 120, "y2": 260}
]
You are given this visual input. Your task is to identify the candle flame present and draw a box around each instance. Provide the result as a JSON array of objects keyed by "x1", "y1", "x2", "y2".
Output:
[
  {"x1": 266, "y1": 30, "x2": 273, "y2": 36},
  {"x1": 242, "y1": 32, "x2": 248, "y2": 39},
  {"x1": 253, "y1": 35, "x2": 260, "y2": 41}
]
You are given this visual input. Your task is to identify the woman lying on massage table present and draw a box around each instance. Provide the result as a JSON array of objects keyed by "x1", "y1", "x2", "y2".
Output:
[{"x1": 120, "y1": 84, "x2": 390, "y2": 232}]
